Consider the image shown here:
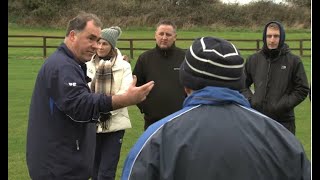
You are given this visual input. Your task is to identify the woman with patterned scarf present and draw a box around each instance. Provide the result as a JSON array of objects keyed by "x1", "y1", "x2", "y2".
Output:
[{"x1": 86, "y1": 26, "x2": 132, "y2": 180}]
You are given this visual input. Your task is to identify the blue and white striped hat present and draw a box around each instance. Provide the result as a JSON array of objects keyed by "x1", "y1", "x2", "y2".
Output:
[{"x1": 179, "y1": 36, "x2": 245, "y2": 90}]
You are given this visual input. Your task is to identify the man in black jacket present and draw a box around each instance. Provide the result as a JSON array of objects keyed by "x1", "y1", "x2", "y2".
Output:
[
  {"x1": 241, "y1": 21, "x2": 309, "y2": 135},
  {"x1": 133, "y1": 19, "x2": 186, "y2": 130}
]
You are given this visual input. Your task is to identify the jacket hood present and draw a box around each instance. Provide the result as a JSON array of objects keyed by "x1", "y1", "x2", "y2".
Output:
[
  {"x1": 262, "y1": 21, "x2": 286, "y2": 49},
  {"x1": 183, "y1": 86, "x2": 251, "y2": 108}
]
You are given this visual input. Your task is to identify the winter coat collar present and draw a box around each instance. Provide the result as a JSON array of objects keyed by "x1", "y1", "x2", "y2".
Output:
[
  {"x1": 58, "y1": 43, "x2": 89, "y2": 82},
  {"x1": 183, "y1": 86, "x2": 251, "y2": 108},
  {"x1": 155, "y1": 43, "x2": 177, "y2": 57},
  {"x1": 262, "y1": 43, "x2": 290, "y2": 60},
  {"x1": 58, "y1": 43, "x2": 85, "y2": 66}
]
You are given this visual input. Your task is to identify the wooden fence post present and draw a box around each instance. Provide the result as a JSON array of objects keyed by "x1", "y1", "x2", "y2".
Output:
[
  {"x1": 300, "y1": 40, "x2": 303, "y2": 56},
  {"x1": 43, "y1": 36, "x2": 47, "y2": 59},
  {"x1": 129, "y1": 39, "x2": 133, "y2": 59}
]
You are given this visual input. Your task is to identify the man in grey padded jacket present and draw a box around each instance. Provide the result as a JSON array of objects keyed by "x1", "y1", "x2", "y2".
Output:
[{"x1": 121, "y1": 36, "x2": 311, "y2": 180}]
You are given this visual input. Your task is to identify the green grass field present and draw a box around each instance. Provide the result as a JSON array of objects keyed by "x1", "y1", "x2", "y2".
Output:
[{"x1": 8, "y1": 26, "x2": 311, "y2": 180}]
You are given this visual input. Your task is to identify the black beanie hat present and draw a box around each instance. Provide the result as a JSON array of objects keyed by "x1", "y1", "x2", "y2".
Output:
[{"x1": 179, "y1": 36, "x2": 245, "y2": 91}]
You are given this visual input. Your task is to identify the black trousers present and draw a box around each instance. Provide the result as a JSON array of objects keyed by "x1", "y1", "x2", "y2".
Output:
[{"x1": 92, "y1": 130, "x2": 125, "y2": 180}]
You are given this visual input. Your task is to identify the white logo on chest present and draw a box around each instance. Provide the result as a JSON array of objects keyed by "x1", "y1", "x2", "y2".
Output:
[{"x1": 68, "y1": 82, "x2": 77, "y2": 86}]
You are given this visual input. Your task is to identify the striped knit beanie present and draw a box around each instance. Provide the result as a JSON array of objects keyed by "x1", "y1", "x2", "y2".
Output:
[
  {"x1": 179, "y1": 36, "x2": 245, "y2": 90},
  {"x1": 101, "y1": 26, "x2": 122, "y2": 48}
]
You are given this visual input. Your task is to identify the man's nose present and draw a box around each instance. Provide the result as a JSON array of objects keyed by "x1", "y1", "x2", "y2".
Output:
[
  {"x1": 162, "y1": 34, "x2": 168, "y2": 39},
  {"x1": 93, "y1": 42, "x2": 100, "y2": 49}
]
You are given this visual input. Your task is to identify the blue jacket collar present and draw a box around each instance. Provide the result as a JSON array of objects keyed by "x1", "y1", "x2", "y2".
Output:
[
  {"x1": 183, "y1": 86, "x2": 251, "y2": 108},
  {"x1": 58, "y1": 43, "x2": 85, "y2": 65}
]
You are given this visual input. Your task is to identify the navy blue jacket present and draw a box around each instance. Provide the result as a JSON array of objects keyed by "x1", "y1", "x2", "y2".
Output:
[
  {"x1": 26, "y1": 43, "x2": 112, "y2": 179},
  {"x1": 121, "y1": 86, "x2": 310, "y2": 180}
]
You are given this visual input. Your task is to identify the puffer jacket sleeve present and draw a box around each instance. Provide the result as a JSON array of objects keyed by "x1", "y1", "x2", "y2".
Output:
[
  {"x1": 301, "y1": 150, "x2": 311, "y2": 180},
  {"x1": 114, "y1": 55, "x2": 133, "y2": 95},
  {"x1": 121, "y1": 129, "x2": 161, "y2": 180}
]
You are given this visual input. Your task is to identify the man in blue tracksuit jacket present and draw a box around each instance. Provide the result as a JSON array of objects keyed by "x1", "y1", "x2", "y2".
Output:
[
  {"x1": 121, "y1": 36, "x2": 311, "y2": 180},
  {"x1": 26, "y1": 12, "x2": 154, "y2": 180}
]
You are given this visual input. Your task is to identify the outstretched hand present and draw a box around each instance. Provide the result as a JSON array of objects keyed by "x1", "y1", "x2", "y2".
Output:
[
  {"x1": 112, "y1": 75, "x2": 154, "y2": 110},
  {"x1": 129, "y1": 75, "x2": 154, "y2": 101}
]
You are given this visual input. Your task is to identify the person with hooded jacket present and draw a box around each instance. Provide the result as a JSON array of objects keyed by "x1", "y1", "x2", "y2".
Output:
[
  {"x1": 121, "y1": 36, "x2": 310, "y2": 180},
  {"x1": 241, "y1": 21, "x2": 309, "y2": 135}
]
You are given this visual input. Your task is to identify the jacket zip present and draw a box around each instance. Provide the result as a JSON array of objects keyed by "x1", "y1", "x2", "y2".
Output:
[
  {"x1": 76, "y1": 140, "x2": 80, "y2": 150},
  {"x1": 262, "y1": 60, "x2": 271, "y2": 108}
]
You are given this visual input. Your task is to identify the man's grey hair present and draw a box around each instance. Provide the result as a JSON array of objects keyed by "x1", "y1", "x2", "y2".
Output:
[{"x1": 65, "y1": 12, "x2": 103, "y2": 36}]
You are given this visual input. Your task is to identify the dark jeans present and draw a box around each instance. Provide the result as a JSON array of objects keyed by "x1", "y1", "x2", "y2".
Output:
[
  {"x1": 92, "y1": 130, "x2": 125, "y2": 180},
  {"x1": 279, "y1": 121, "x2": 296, "y2": 135}
]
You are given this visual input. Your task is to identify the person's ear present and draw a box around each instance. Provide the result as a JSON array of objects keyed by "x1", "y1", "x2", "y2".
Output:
[
  {"x1": 69, "y1": 30, "x2": 77, "y2": 42},
  {"x1": 184, "y1": 87, "x2": 193, "y2": 96}
]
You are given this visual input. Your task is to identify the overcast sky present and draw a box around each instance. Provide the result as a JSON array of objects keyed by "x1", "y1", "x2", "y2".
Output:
[{"x1": 221, "y1": 0, "x2": 284, "y2": 5}]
